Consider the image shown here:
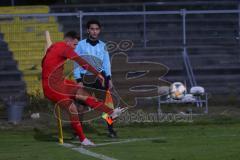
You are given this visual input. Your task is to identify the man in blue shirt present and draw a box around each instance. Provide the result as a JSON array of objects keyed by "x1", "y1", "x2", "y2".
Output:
[{"x1": 74, "y1": 20, "x2": 116, "y2": 138}]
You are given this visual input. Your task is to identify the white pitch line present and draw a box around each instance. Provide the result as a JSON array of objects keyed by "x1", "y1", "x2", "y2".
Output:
[
  {"x1": 94, "y1": 137, "x2": 166, "y2": 147},
  {"x1": 70, "y1": 134, "x2": 240, "y2": 147},
  {"x1": 71, "y1": 137, "x2": 166, "y2": 147},
  {"x1": 72, "y1": 147, "x2": 117, "y2": 160},
  {"x1": 61, "y1": 143, "x2": 118, "y2": 160},
  {"x1": 60, "y1": 134, "x2": 240, "y2": 160},
  {"x1": 61, "y1": 137, "x2": 165, "y2": 160}
]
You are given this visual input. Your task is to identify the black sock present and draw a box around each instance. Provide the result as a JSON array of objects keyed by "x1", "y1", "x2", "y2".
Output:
[{"x1": 107, "y1": 123, "x2": 116, "y2": 135}]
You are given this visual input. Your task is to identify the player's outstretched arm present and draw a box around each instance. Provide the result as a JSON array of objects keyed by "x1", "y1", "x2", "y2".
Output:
[{"x1": 65, "y1": 49, "x2": 105, "y2": 86}]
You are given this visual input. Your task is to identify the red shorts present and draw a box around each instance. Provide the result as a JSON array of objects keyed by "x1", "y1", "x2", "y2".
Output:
[{"x1": 42, "y1": 79, "x2": 81, "y2": 104}]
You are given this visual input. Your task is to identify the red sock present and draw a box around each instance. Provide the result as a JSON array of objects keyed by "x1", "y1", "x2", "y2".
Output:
[
  {"x1": 70, "y1": 117, "x2": 86, "y2": 142},
  {"x1": 85, "y1": 96, "x2": 113, "y2": 114}
]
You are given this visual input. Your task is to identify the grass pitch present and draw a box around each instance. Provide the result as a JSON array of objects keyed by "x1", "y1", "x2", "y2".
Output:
[{"x1": 1, "y1": 120, "x2": 240, "y2": 160}]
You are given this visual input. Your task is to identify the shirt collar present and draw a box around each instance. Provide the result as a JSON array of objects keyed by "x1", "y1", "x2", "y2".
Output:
[{"x1": 86, "y1": 38, "x2": 99, "y2": 46}]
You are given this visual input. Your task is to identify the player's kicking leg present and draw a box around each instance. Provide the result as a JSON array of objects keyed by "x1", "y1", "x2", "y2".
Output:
[
  {"x1": 62, "y1": 88, "x2": 125, "y2": 146},
  {"x1": 75, "y1": 87, "x2": 126, "y2": 119},
  {"x1": 67, "y1": 101, "x2": 125, "y2": 146}
]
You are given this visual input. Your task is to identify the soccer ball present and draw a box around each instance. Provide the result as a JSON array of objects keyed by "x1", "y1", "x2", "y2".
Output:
[{"x1": 170, "y1": 82, "x2": 186, "y2": 100}]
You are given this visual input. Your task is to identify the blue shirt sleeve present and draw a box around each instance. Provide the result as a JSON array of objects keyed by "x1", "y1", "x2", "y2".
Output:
[
  {"x1": 102, "y1": 45, "x2": 111, "y2": 77},
  {"x1": 73, "y1": 43, "x2": 82, "y2": 80}
]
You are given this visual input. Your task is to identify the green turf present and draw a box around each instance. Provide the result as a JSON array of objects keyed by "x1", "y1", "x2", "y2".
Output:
[
  {"x1": 0, "y1": 131, "x2": 97, "y2": 160},
  {"x1": 88, "y1": 124, "x2": 240, "y2": 160},
  {"x1": 1, "y1": 123, "x2": 240, "y2": 160}
]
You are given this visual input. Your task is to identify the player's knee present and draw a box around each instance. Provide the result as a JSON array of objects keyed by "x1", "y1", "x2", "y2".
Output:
[
  {"x1": 75, "y1": 93, "x2": 89, "y2": 101},
  {"x1": 68, "y1": 103, "x2": 78, "y2": 113}
]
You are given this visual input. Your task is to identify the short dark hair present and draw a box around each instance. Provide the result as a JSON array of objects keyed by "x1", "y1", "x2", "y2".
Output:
[
  {"x1": 86, "y1": 19, "x2": 101, "y2": 29},
  {"x1": 64, "y1": 31, "x2": 80, "y2": 40}
]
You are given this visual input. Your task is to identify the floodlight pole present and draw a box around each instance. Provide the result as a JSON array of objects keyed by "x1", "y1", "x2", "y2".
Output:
[
  {"x1": 143, "y1": 4, "x2": 147, "y2": 48},
  {"x1": 11, "y1": 0, "x2": 15, "y2": 6},
  {"x1": 79, "y1": 11, "x2": 83, "y2": 40},
  {"x1": 181, "y1": 9, "x2": 187, "y2": 46},
  {"x1": 238, "y1": 3, "x2": 240, "y2": 45}
]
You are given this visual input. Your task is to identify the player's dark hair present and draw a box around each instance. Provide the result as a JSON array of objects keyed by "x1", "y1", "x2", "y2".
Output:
[
  {"x1": 86, "y1": 19, "x2": 101, "y2": 29},
  {"x1": 64, "y1": 31, "x2": 80, "y2": 40}
]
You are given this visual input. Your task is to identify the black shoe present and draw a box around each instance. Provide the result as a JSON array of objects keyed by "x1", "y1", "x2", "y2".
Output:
[
  {"x1": 108, "y1": 131, "x2": 117, "y2": 138},
  {"x1": 71, "y1": 132, "x2": 79, "y2": 140}
]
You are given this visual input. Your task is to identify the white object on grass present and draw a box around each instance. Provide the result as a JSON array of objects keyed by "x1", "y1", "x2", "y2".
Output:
[
  {"x1": 182, "y1": 94, "x2": 196, "y2": 102},
  {"x1": 30, "y1": 113, "x2": 40, "y2": 119},
  {"x1": 190, "y1": 86, "x2": 205, "y2": 95}
]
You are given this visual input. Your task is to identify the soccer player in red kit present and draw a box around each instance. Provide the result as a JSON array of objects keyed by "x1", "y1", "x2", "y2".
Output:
[{"x1": 42, "y1": 31, "x2": 124, "y2": 146}]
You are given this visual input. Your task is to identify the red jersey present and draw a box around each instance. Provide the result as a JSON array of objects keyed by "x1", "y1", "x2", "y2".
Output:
[
  {"x1": 41, "y1": 41, "x2": 98, "y2": 102},
  {"x1": 42, "y1": 42, "x2": 77, "y2": 81}
]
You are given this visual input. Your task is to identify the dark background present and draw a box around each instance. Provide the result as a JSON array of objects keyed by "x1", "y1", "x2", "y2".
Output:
[{"x1": 0, "y1": 0, "x2": 237, "y2": 6}]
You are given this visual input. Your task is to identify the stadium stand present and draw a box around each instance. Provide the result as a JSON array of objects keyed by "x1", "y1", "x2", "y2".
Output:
[
  {"x1": 0, "y1": 6, "x2": 63, "y2": 93},
  {"x1": 0, "y1": 1, "x2": 239, "y2": 104},
  {"x1": 50, "y1": 2, "x2": 240, "y2": 100},
  {"x1": 0, "y1": 33, "x2": 25, "y2": 102}
]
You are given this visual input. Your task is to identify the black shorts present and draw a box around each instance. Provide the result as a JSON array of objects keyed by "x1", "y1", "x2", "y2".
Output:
[{"x1": 76, "y1": 71, "x2": 110, "y2": 105}]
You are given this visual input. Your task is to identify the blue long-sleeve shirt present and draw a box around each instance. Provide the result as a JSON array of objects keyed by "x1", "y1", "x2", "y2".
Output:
[{"x1": 73, "y1": 39, "x2": 111, "y2": 80}]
